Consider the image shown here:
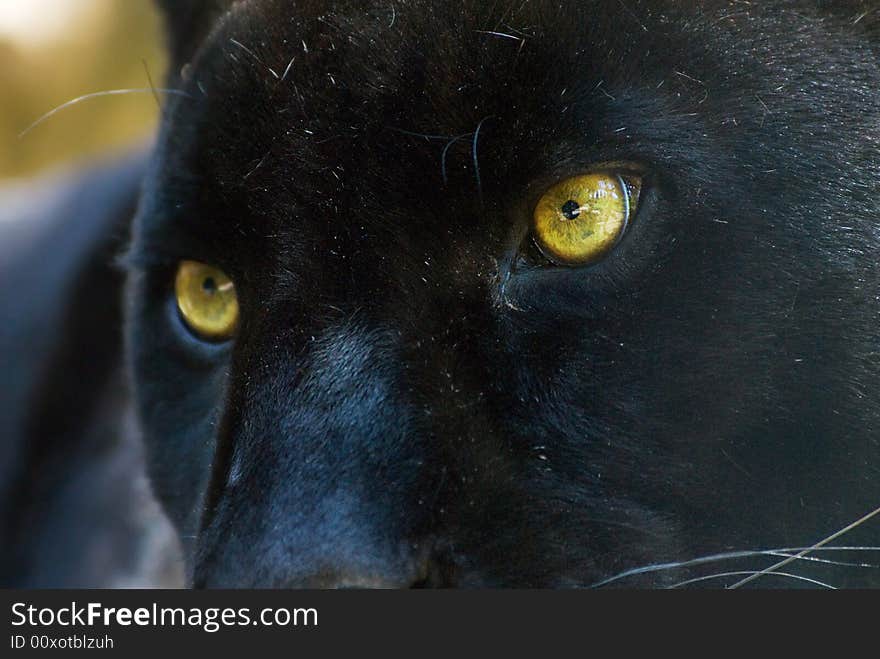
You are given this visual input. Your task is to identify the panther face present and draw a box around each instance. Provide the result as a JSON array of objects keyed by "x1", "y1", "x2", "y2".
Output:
[{"x1": 127, "y1": 0, "x2": 880, "y2": 587}]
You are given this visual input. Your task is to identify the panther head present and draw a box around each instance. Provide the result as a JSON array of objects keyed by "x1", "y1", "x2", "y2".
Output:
[{"x1": 127, "y1": 0, "x2": 880, "y2": 587}]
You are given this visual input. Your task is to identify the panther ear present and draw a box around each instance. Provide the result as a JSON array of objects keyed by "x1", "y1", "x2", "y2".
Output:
[{"x1": 155, "y1": 0, "x2": 234, "y2": 66}]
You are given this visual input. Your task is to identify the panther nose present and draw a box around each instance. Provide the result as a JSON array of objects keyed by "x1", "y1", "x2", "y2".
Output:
[
  {"x1": 193, "y1": 569, "x2": 429, "y2": 590},
  {"x1": 191, "y1": 527, "x2": 440, "y2": 588},
  {"x1": 278, "y1": 565, "x2": 431, "y2": 589},
  {"x1": 190, "y1": 324, "x2": 445, "y2": 589}
]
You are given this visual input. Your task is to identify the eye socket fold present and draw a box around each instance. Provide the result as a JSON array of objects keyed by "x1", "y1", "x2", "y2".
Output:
[
  {"x1": 174, "y1": 260, "x2": 239, "y2": 341},
  {"x1": 532, "y1": 171, "x2": 642, "y2": 267}
]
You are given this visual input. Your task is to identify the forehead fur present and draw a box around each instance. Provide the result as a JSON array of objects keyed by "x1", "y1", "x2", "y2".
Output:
[{"x1": 153, "y1": 0, "x2": 879, "y2": 226}]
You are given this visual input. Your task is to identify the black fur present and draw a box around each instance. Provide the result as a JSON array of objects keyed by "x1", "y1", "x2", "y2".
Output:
[
  {"x1": 3, "y1": 0, "x2": 880, "y2": 587},
  {"x1": 130, "y1": 0, "x2": 880, "y2": 587}
]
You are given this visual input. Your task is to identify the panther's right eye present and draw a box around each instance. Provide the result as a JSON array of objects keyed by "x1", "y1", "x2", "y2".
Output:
[
  {"x1": 174, "y1": 260, "x2": 239, "y2": 341},
  {"x1": 532, "y1": 171, "x2": 642, "y2": 267}
]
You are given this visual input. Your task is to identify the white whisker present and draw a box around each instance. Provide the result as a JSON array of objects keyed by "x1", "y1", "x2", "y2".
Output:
[
  {"x1": 19, "y1": 88, "x2": 193, "y2": 138},
  {"x1": 728, "y1": 505, "x2": 880, "y2": 589},
  {"x1": 765, "y1": 551, "x2": 880, "y2": 569},
  {"x1": 471, "y1": 116, "x2": 491, "y2": 204},
  {"x1": 589, "y1": 545, "x2": 880, "y2": 588},
  {"x1": 669, "y1": 571, "x2": 836, "y2": 589}
]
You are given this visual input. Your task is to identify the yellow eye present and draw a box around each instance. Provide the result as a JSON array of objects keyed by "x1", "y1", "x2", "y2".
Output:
[
  {"x1": 533, "y1": 172, "x2": 641, "y2": 266},
  {"x1": 174, "y1": 260, "x2": 239, "y2": 341}
]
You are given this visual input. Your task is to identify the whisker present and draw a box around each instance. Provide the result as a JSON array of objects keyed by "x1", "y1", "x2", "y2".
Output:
[
  {"x1": 589, "y1": 545, "x2": 880, "y2": 588},
  {"x1": 19, "y1": 88, "x2": 194, "y2": 138},
  {"x1": 472, "y1": 116, "x2": 492, "y2": 205},
  {"x1": 442, "y1": 133, "x2": 471, "y2": 185},
  {"x1": 142, "y1": 60, "x2": 161, "y2": 110},
  {"x1": 669, "y1": 571, "x2": 837, "y2": 590},
  {"x1": 765, "y1": 551, "x2": 880, "y2": 569},
  {"x1": 590, "y1": 550, "x2": 761, "y2": 588},
  {"x1": 762, "y1": 546, "x2": 880, "y2": 552},
  {"x1": 728, "y1": 505, "x2": 880, "y2": 589}
]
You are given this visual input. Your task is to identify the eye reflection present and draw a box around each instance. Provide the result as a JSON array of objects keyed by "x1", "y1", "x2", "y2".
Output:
[
  {"x1": 532, "y1": 172, "x2": 641, "y2": 266},
  {"x1": 174, "y1": 260, "x2": 239, "y2": 341}
]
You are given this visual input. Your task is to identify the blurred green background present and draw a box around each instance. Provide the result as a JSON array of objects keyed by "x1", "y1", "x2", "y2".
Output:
[{"x1": 0, "y1": 0, "x2": 166, "y2": 180}]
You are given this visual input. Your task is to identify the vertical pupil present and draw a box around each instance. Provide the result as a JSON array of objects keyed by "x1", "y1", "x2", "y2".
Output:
[
  {"x1": 561, "y1": 199, "x2": 581, "y2": 220},
  {"x1": 202, "y1": 277, "x2": 217, "y2": 294}
]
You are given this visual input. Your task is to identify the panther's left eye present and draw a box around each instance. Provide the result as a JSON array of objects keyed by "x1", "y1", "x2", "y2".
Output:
[
  {"x1": 532, "y1": 172, "x2": 642, "y2": 266},
  {"x1": 174, "y1": 260, "x2": 239, "y2": 341}
]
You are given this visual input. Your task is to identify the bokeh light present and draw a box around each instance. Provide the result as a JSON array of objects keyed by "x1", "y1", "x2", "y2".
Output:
[{"x1": 0, "y1": 0, "x2": 165, "y2": 179}]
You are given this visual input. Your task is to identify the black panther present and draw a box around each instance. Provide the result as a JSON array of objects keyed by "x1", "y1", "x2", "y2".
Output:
[{"x1": 1, "y1": 0, "x2": 878, "y2": 588}]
